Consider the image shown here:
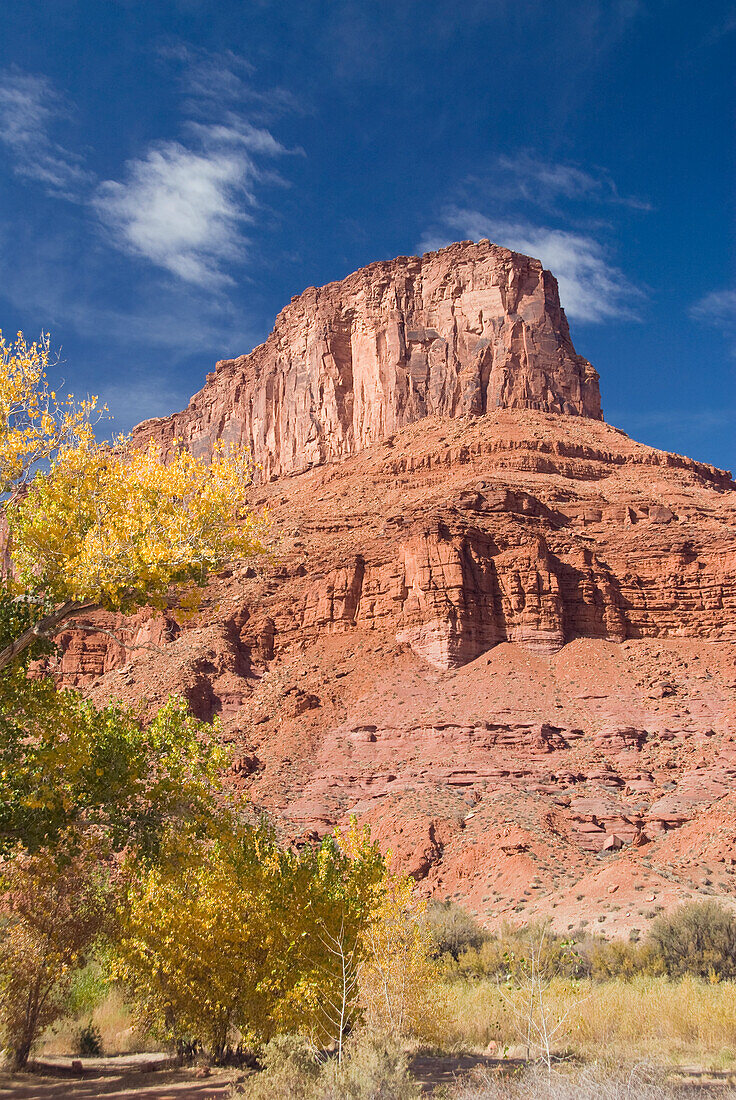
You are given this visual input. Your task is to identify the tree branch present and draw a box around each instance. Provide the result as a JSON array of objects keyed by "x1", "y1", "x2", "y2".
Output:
[{"x1": 0, "y1": 600, "x2": 101, "y2": 672}]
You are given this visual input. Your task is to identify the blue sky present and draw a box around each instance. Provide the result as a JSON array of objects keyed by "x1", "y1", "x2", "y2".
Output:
[{"x1": 0, "y1": 1, "x2": 733, "y2": 470}]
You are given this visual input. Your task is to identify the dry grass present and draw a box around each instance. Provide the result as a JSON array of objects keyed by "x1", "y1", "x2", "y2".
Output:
[
  {"x1": 34, "y1": 975, "x2": 736, "y2": 1077},
  {"x1": 446, "y1": 1063, "x2": 736, "y2": 1099},
  {"x1": 439, "y1": 976, "x2": 736, "y2": 1068},
  {"x1": 39, "y1": 988, "x2": 155, "y2": 1057}
]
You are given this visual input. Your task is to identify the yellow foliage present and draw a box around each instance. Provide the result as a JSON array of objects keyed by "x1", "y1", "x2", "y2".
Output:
[
  {"x1": 9, "y1": 438, "x2": 268, "y2": 610},
  {"x1": 0, "y1": 331, "x2": 269, "y2": 659},
  {"x1": 115, "y1": 823, "x2": 387, "y2": 1058},
  {"x1": 116, "y1": 830, "x2": 277, "y2": 1054},
  {"x1": 359, "y1": 866, "x2": 445, "y2": 1041},
  {"x1": 0, "y1": 331, "x2": 97, "y2": 498}
]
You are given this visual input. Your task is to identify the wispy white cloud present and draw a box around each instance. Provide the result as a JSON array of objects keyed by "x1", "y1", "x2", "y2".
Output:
[
  {"x1": 691, "y1": 288, "x2": 736, "y2": 327},
  {"x1": 186, "y1": 118, "x2": 289, "y2": 155},
  {"x1": 93, "y1": 141, "x2": 257, "y2": 287},
  {"x1": 610, "y1": 406, "x2": 736, "y2": 436},
  {"x1": 92, "y1": 48, "x2": 294, "y2": 287},
  {"x1": 691, "y1": 287, "x2": 736, "y2": 354},
  {"x1": 161, "y1": 43, "x2": 305, "y2": 123},
  {"x1": 98, "y1": 375, "x2": 195, "y2": 435},
  {"x1": 0, "y1": 52, "x2": 294, "y2": 430},
  {"x1": 419, "y1": 211, "x2": 640, "y2": 323},
  {"x1": 0, "y1": 53, "x2": 295, "y2": 289},
  {"x1": 418, "y1": 149, "x2": 647, "y2": 324},
  {"x1": 162, "y1": 43, "x2": 254, "y2": 102},
  {"x1": 0, "y1": 68, "x2": 90, "y2": 198},
  {"x1": 696, "y1": 10, "x2": 736, "y2": 50}
]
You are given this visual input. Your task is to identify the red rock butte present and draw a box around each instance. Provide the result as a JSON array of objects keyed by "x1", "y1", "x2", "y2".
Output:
[
  {"x1": 54, "y1": 240, "x2": 736, "y2": 937},
  {"x1": 131, "y1": 240, "x2": 602, "y2": 479}
]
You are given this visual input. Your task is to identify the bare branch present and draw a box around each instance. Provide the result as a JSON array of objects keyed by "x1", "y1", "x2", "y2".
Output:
[{"x1": 0, "y1": 600, "x2": 100, "y2": 672}]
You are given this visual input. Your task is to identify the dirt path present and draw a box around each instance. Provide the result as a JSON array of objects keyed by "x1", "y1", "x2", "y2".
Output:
[
  {"x1": 0, "y1": 1067, "x2": 232, "y2": 1099},
  {"x1": 409, "y1": 1052, "x2": 509, "y2": 1093}
]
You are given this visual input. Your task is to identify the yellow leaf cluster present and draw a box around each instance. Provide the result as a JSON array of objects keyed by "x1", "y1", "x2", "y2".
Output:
[
  {"x1": 115, "y1": 823, "x2": 387, "y2": 1057},
  {"x1": 0, "y1": 331, "x2": 97, "y2": 498},
  {"x1": 359, "y1": 869, "x2": 447, "y2": 1042},
  {"x1": 8, "y1": 439, "x2": 269, "y2": 610}
]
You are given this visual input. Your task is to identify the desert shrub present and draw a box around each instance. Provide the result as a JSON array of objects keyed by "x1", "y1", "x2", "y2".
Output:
[
  {"x1": 426, "y1": 901, "x2": 488, "y2": 960},
  {"x1": 238, "y1": 1034, "x2": 320, "y2": 1100},
  {"x1": 235, "y1": 1031, "x2": 419, "y2": 1100},
  {"x1": 445, "y1": 1061, "x2": 719, "y2": 1099},
  {"x1": 452, "y1": 925, "x2": 589, "y2": 983},
  {"x1": 75, "y1": 1021, "x2": 103, "y2": 1057},
  {"x1": 39, "y1": 985, "x2": 147, "y2": 1059},
  {"x1": 587, "y1": 939, "x2": 661, "y2": 981},
  {"x1": 319, "y1": 1030, "x2": 420, "y2": 1100},
  {"x1": 648, "y1": 901, "x2": 736, "y2": 979},
  {"x1": 454, "y1": 938, "x2": 510, "y2": 980}
]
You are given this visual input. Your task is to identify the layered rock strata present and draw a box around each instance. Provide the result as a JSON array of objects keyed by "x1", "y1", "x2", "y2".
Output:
[{"x1": 50, "y1": 407, "x2": 736, "y2": 936}]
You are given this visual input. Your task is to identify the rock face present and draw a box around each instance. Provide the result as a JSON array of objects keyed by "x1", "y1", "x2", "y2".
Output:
[
  {"x1": 132, "y1": 241, "x2": 601, "y2": 479},
  {"x1": 51, "y1": 240, "x2": 736, "y2": 938}
]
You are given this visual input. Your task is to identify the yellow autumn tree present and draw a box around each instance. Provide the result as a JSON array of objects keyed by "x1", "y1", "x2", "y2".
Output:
[
  {"x1": 0, "y1": 331, "x2": 97, "y2": 498},
  {"x1": 359, "y1": 869, "x2": 445, "y2": 1042},
  {"x1": 115, "y1": 822, "x2": 387, "y2": 1061},
  {"x1": 0, "y1": 330, "x2": 270, "y2": 1066},
  {"x1": 0, "y1": 330, "x2": 268, "y2": 670}
]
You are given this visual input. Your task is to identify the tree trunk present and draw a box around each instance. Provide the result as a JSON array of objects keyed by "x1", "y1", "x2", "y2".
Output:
[{"x1": 13, "y1": 1037, "x2": 32, "y2": 1070}]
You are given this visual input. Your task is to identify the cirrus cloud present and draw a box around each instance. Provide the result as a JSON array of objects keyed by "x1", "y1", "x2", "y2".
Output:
[
  {"x1": 91, "y1": 49, "x2": 295, "y2": 288},
  {"x1": 0, "y1": 68, "x2": 91, "y2": 198}
]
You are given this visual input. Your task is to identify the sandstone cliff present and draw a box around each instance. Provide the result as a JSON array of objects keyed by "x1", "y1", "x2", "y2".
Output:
[{"x1": 132, "y1": 241, "x2": 601, "y2": 479}]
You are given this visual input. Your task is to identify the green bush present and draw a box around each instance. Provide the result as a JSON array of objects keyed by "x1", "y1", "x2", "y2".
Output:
[
  {"x1": 437, "y1": 907, "x2": 736, "y2": 989},
  {"x1": 426, "y1": 901, "x2": 488, "y2": 960},
  {"x1": 238, "y1": 1034, "x2": 320, "y2": 1100},
  {"x1": 449, "y1": 924, "x2": 590, "y2": 982},
  {"x1": 75, "y1": 1021, "x2": 103, "y2": 1057},
  {"x1": 66, "y1": 961, "x2": 110, "y2": 1018},
  {"x1": 647, "y1": 900, "x2": 736, "y2": 979}
]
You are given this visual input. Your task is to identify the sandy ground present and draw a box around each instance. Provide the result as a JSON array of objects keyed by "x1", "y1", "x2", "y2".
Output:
[{"x1": 0, "y1": 1067, "x2": 232, "y2": 1099}]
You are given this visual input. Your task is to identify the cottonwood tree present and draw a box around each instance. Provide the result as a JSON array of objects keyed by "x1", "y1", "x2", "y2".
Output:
[
  {"x1": 0, "y1": 688, "x2": 230, "y2": 856},
  {"x1": 0, "y1": 330, "x2": 267, "y2": 1065},
  {"x1": 0, "y1": 839, "x2": 112, "y2": 1068},
  {"x1": 500, "y1": 928, "x2": 585, "y2": 1074},
  {"x1": 116, "y1": 822, "x2": 388, "y2": 1062},
  {"x1": 0, "y1": 329, "x2": 268, "y2": 671},
  {"x1": 358, "y1": 871, "x2": 441, "y2": 1041},
  {"x1": 314, "y1": 918, "x2": 360, "y2": 1065}
]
